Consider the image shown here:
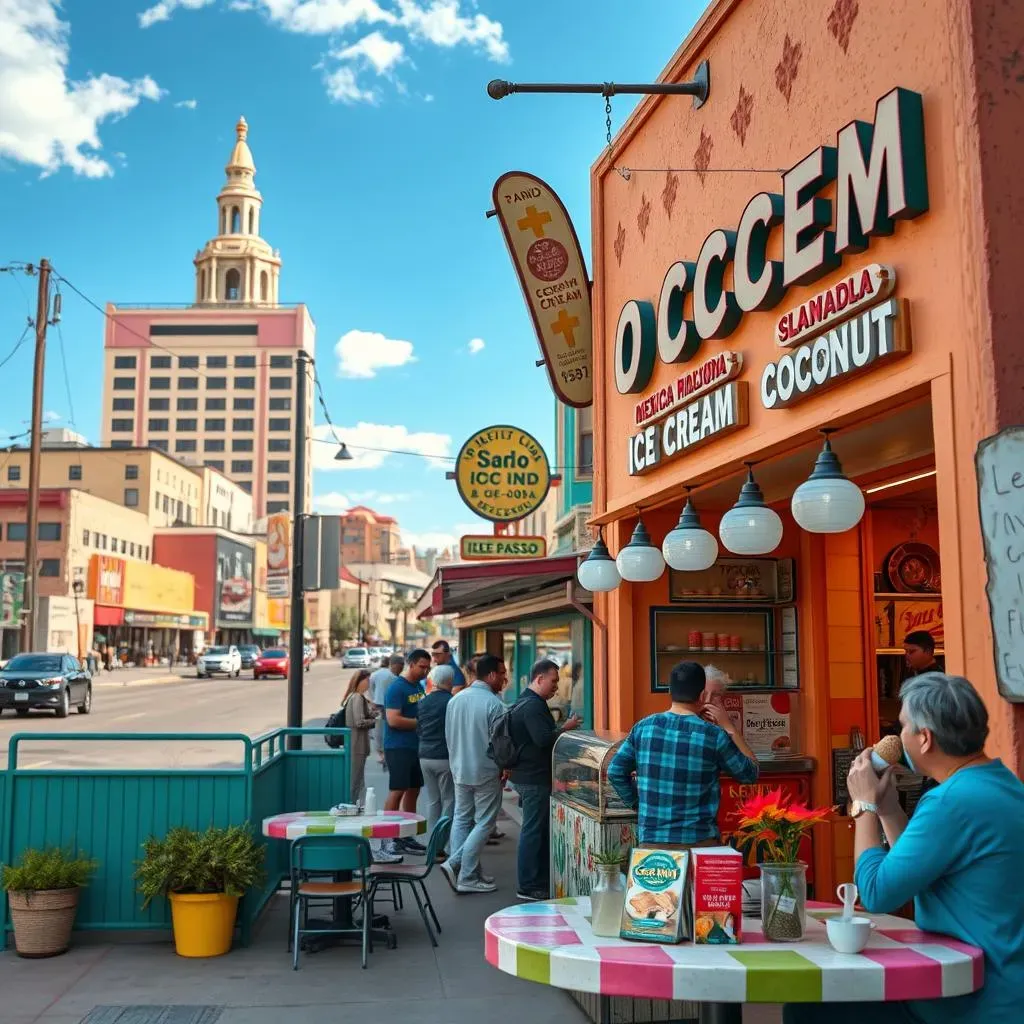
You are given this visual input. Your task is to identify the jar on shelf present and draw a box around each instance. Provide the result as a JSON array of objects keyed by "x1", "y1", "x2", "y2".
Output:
[
  {"x1": 688, "y1": 630, "x2": 702, "y2": 650},
  {"x1": 717, "y1": 633, "x2": 731, "y2": 651},
  {"x1": 702, "y1": 632, "x2": 717, "y2": 652},
  {"x1": 730, "y1": 635, "x2": 742, "y2": 651}
]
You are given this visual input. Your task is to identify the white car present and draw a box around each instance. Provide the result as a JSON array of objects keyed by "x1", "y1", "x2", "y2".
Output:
[
  {"x1": 197, "y1": 645, "x2": 242, "y2": 678},
  {"x1": 342, "y1": 647, "x2": 371, "y2": 669}
]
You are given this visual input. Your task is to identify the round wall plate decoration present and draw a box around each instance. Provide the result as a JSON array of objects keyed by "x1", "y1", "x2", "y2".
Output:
[{"x1": 884, "y1": 542, "x2": 941, "y2": 593}]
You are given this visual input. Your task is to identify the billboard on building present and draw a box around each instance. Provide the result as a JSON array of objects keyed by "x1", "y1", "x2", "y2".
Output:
[
  {"x1": 123, "y1": 561, "x2": 195, "y2": 615},
  {"x1": 88, "y1": 555, "x2": 126, "y2": 606},
  {"x1": 215, "y1": 537, "x2": 254, "y2": 625},
  {"x1": 0, "y1": 572, "x2": 24, "y2": 629},
  {"x1": 267, "y1": 513, "x2": 290, "y2": 598}
]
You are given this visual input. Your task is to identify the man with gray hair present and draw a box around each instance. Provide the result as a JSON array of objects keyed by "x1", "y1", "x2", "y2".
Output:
[
  {"x1": 417, "y1": 664, "x2": 456, "y2": 858},
  {"x1": 785, "y1": 672, "x2": 1024, "y2": 1024}
]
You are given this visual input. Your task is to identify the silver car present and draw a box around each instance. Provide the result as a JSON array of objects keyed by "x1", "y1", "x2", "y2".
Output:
[{"x1": 342, "y1": 647, "x2": 371, "y2": 669}]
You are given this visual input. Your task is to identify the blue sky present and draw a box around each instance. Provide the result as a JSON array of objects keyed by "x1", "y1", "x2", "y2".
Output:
[{"x1": 0, "y1": 0, "x2": 706, "y2": 552}]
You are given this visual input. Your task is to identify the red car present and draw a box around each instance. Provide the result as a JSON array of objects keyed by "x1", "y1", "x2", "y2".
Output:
[{"x1": 253, "y1": 648, "x2": 288, "y2": 679}]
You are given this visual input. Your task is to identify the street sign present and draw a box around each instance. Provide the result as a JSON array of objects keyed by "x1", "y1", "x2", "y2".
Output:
[
  {"x1": 454, "y1": 424, "x2": 551, "y2": 523},
  {"x1": 460, "y1": 535, "x2": 547, "y2": 561}
]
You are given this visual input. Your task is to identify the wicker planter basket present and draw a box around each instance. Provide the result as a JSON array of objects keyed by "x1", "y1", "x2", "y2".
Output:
[{"x1": 7, "y1": 886, "x2": 81, "y2": 958}]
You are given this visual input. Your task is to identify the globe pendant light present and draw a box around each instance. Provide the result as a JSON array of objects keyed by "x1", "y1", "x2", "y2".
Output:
[
  {"x1": 616, "y1": 515, "x2": 666, "y2": 583},
  {"x1": 577, "y1": 527, "x2": 621, "y2": 592},
  {"x1": 662, "y1": 490, "x2": 718, "y2": 572},
  {"x1": 791, "y1": 432, "x2": 865, "y2": 534},
  {"x1": 719, "y1": 464, "x2": 784, "y2": 555}
]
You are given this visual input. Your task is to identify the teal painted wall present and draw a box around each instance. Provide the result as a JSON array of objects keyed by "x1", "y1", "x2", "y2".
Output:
[{"x1": 557, "y1": 403, "x2": 592, "y2": 535}]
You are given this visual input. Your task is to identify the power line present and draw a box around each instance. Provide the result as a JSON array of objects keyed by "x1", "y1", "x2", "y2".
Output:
[
  {"x1": 0, "y1": 321, "x2": 32, "y2": 373},
  {"x1": 54, "y1": 315, "x2": 77, "y2": 430}
]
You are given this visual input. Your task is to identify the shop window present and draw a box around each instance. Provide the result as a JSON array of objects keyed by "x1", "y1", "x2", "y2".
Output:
[
  {"x1": 114, "y1": 355, "x2": 137, "y2": 370},
  {"x1": 234, "y1": 376, "x2": 256, "y2": 390},
  {"x1": 205, "y1": 439, "x2": 225, "y2": 453},
  {"x1": 233, "y1": 418, "x2": 254, "y2": 432},
  {"x1": 6, "y1": 523, "x2": 26, "y2": 541},
  {"x1": 39, "y1": 559, "x2": 60, "y2": 577},
  {"x1": 124, "y1": 488, "x2": 139, "y2": 507},
  {"x1": 269, "y1": 417, "x2": 291, "y2": 432},
  {"x1": 269, "y1": 397, "x2": 291, "y2": 411},
  {"x1": 268, "y1": 459, "x2": 290, "y2": 474},
  {"x1": 267, "y1": 480, "x2": 289, "y2": 494},
  {"x1": 176, "y1": 418, "x2": 197, "y2": 432},
  {"x1": 179, "y1": 355, "x2": 199, "y2": 369},
  {"x1": 38, "y1": 522, "x2": 61, "y2": 541},
  {"x1": 148, "y1": 398, "x2": 169, "y2": 411},
  {"x1": 205, "y1": 418, "x2": 226, "y2": 432},
  {"x1": 113, "y1": 377, "x2": 135, "y2": 390},
  {"x1": 148, "y1": 418, "x2": 169, "y2": 432},
  {"x1": 270, "y1": 355, "x2": 293, "y2": 369},
  {"x1": 268, "y1": 438, "x2": 290, "y2": 453},
  {"x1": 577, "y1": 404, "x2": 594, "y2": 476},
  {"x1": 177, "y1": 398, "x2": 198, "y2": 411},
  {"x1": 7, "y1": 465, "x2": 21, "y2": 482},
  {"x1": 269, "y1": 376, "x2": 291, "y2": 390},
  {"x1": 68, "y1": 465, "x2": 82, "y2": 481},
  {"x1": 112, "y1": 398, "x2": 135, "y2": 411},
  {"x1": 207, "y1": 377, "x2": 227, "y2": 390},
  {"x1": 233, "y1": 439, "x2": 253, "y2": 453},
  {"x1": 233, "y1": 398, "x2": 255, "y2": 411},
  {"x1": 125, "y1": 464, "x2": 139, "y2": 480},
  {"x1": 234, "y1": 355, "x2": 256, "y2": 368},
  {"x1": 207, "y1": 356, "x2": 227, "y2": 369},
  {"x1": 206, "y1": 397, "x2": 226, "y2": 411},
  {"x1": 151, "y1": 355, "x2": 171, "y2": 369},
  {"x1": 150, "y1": 377, "x2": 170, "y2": 390}
]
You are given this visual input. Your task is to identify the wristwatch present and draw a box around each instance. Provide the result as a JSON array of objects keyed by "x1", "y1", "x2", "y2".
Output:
[{"x1": 850, "y1": 800, "x2": 879, "y2": 819}]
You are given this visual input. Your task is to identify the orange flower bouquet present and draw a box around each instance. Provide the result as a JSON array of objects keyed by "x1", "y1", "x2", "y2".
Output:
[{"x1": 731, "y1": 789, "x2": 834, "y2": 942}]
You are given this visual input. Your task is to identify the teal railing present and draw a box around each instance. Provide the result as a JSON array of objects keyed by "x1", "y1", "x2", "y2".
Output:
[{"x1": 1, "y1": 727, "x2": 350, "y2": 946}]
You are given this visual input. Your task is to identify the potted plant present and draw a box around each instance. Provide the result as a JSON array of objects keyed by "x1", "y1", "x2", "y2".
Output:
[
  {"x1": 1, "y1": 848, "x2": 97, "y2": 958},
  {"x1": 732, "y1": 788, "x2": 833, "y2": 941},
  {"x1": 135, "y1": 824, "x2": 264, "y2": 958}
]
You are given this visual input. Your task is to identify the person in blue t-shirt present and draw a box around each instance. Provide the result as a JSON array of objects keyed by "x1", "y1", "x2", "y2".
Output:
[
  {"x1": 382, "y1": 648, "x2": 432, "y2": 857},
  {"x1": 785, "y1": 672, "x2": 1024, "y2": 1024},
  {"x1": 431, "y1": 639, "x2": 466, "y2": 693}
]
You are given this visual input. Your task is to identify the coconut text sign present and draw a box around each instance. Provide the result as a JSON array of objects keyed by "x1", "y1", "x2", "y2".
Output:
[
  {"x1": 492, "y1": 172, "x2": 593, "y2": 408},
  {"x1": 455, "y1": 425, "x2": 552, "y2": 523},
  {"x1": 460, "y1": 535, "x2": 548, "y2": 561}
]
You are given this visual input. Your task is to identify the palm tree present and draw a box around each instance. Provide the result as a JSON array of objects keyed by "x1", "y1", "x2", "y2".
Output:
[{"x1": 389, "y1": 595, "x2": 417, "y2": 648}]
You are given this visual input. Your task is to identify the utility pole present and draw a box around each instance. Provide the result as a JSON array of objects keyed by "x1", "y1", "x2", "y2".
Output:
[
  {"x1": 22, "y1": 259, "x2": 52, "y2": 652},
  {"x1": 286, "y1": 349, "x2": 310, "y2": 750}
]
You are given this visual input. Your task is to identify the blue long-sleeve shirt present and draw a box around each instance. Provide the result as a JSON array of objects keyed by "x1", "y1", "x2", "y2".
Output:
[
  {"x1": 855, "y1": 759, "x2": 1024, "y2": 1022},
  {"x1": 607, "y1": 711, "x2": 758, "y2": 845}
]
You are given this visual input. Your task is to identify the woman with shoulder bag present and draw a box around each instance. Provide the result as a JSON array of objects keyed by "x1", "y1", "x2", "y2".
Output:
[{"x1": 336, "y1": 669, "x2": 376, "y2": 805}]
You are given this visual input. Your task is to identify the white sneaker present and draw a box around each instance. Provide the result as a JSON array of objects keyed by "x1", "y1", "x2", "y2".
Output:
[
  {"x1": 457, "y1": 877, "x2": 497, "y2": 894},
  {"x1": 373, "y1": 846, "x2": 404, "y2": 864},
  {"x1": 439, "y1": 859, "x2": 458, "y2": 893}
]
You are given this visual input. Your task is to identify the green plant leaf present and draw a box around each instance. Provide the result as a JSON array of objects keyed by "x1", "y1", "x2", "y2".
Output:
[{"x1": 1, "y1": 848, "x2": 97, "y2": 892}]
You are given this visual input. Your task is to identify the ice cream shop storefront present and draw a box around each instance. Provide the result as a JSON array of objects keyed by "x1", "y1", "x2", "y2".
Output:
[{"x1": 576, "y1": 0, "x2": 1024, "y2": 900}]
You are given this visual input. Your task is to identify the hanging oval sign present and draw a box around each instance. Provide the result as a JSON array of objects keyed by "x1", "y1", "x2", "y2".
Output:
[
  {"x1": 454, "y1": 424, "x2": 552, "y2": 523},
  {"x1": 492, "y1": 171, "x2": 593, "y2": 408}
]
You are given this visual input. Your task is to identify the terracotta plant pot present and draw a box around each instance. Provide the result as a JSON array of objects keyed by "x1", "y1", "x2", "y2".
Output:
[{"x1": 7, "y1": 886, "x2": 81, "y2": 958}]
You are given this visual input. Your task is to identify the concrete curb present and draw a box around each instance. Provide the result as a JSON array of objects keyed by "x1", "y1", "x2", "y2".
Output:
[{"x1": 92, "y1": 674, "x2": 184, "y2": 689}]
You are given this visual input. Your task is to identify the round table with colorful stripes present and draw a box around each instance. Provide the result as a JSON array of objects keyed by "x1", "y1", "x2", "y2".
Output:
[
  {"x1": 485, "y1": 898, "x2": 983, "y2": 1023},
  {"x1": 262, "y1": 810, "x2": 426, "y2": 841}
]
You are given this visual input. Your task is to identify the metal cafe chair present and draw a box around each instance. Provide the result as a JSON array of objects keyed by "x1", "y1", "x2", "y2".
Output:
[
  {"x1": 367, "y1": 816, "x2": 451, "y2": 948},
  {"x1": 289, "y1": 834, "x2": 373, "y2": 969}
]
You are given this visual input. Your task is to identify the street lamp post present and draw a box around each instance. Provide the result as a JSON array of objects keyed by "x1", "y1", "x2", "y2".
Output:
[{"x1": 72, "y1": 574, "x2": 84, "y2": 661}]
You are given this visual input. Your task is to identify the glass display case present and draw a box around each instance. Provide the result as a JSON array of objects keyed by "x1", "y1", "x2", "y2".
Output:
[
  {"x1": 650, "y1": 604, "x2": 799, "y2": 692},
  {"x1": 551, "y1": 730, "x2": 634, "y2": 822}
]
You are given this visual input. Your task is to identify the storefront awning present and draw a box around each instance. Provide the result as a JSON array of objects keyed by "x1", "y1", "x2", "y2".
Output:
[
  {"x1": 415, "y1": 555, "x2": 583, "y2": 619},
  {"x1": 253, "y1": 627, "x2": 281, "y2": 638}
]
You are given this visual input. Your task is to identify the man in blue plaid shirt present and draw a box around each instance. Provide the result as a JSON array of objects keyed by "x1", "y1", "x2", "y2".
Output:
[{"x1": 608, "y1": 662, "x2": 759, "y2": 846}]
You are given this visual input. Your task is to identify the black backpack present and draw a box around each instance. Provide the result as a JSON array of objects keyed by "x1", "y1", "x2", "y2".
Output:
[
  {"x1": 324, "y1": 698, "x2": 349, "y2": 749},
  {"x1": 488, "y1": 697, "x2": 527, "y2": 770}
]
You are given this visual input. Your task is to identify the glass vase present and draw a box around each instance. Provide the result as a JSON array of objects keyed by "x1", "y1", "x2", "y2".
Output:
[
  {"x1": 590, "y1": 863, "x2": 626, "y2": 937},
  {"x1": 759, "y1": 863, "x2": 807, "y2": 942}
]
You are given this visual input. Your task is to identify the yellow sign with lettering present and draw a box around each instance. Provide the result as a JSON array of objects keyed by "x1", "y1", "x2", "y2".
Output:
[
  {"x1": 460, "y1": 535, "x2": 548, "y2": 561},
  {"x1": 454, "y1": 425, "x2": 552, "y2": 523}
]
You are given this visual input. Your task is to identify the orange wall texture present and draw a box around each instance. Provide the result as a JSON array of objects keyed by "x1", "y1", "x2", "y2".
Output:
[{"x1": 589, "y1": 0, "x2": 1024, "y2": 777}]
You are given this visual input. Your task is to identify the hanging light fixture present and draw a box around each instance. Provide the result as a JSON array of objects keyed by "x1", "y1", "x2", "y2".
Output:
[
  {"x1": 334, "y1": 443, "x2": 353, "y2": 461},
  {"x1": 615, "y1": 514, "x2": 666, "y2": 583},
  {"x1": 576, "y1": 527, "x2": 621, "y2": 592},
  {"x1": 791, "y1": 430, "x2": 865, "y2": 534},
  {"x1": 662, "y1": 488, "x2": 718, "y2": 571},
  {"x1": 719, "y1": 463, "x2": 784, "y2": 555}
]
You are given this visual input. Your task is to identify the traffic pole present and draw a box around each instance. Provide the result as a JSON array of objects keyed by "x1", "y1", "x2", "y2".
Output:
[{"x1": 286, "y1": 349, "x2": 310, "y2": 750}]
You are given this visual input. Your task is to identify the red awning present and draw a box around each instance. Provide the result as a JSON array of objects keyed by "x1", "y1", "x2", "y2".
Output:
[
  {"x1": 415, "y1": 554, "x2": 581, "y2": 619},
  {"x1": 94, "y1": 605, "x2": 125, "y2": 627}
]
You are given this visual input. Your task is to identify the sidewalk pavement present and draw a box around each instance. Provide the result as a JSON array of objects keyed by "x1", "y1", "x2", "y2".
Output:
[
  {"x1": 91, "y1": 667, "x2": 190, "y2": 689},
  {"x1": 0, "y1": 756, "x2": 782, "y2": 1024}
]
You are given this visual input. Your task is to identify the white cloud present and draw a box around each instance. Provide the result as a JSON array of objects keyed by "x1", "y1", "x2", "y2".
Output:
[
  {"x1": 312, "y1": 422, "x2": 451, "y2": 470},
  {"x1": 314, "y1": 491, "x2": 351, "y2": 512},
  {"x1": 467, "y1": 337, "x2": 485, "y2": 355},
  {"x1": 333, "y1": 30, "x2": 404, "y2": 74},
  {"x1": 335, "y1": 328, "x2": 416, "y2": 378},
  {"x1": 0, "y1": 1, "x2": 164, "y2": 177},
  {"x1": 402, "y1": 521, "x2": 490, "y2": 553},
  {"x1": 43, "y1": 410, "x2": 61, "y2": 423},
  {"x1": 141, "y1": 0, "x2": 508, "y2": 102},
  {"x1": 139, "y1": 0, "x2": 216, "y2": 29},
  {"x1": 175, "y1": 98, "x2": 199, "y2": 109}
]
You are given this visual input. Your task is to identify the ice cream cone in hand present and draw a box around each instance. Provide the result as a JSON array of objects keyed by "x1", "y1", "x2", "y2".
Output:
[{"x1": 871, "y1": 735, "x2": 903, "y2": 773}]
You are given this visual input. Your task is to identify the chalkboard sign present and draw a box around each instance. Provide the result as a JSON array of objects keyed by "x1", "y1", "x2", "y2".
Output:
[
  {"x1": 832, "y1": 748, "x2": 857, "y2": 808},
  {"x1": 976, "y1": 427, "x2": 1024, "y2": 702}
]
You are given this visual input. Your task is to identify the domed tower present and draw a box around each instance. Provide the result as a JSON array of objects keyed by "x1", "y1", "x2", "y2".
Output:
[{"x1": 193, "y1": 116, "x2": 282, "y2": 305}]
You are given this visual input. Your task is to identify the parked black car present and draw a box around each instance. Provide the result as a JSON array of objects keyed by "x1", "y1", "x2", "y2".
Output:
[
  {"x1": 0, "y1": 653, "x2": 92, "y2": 718},
  {"x1": 238, "y1": 644, "x2": 262, "y2": 670}
]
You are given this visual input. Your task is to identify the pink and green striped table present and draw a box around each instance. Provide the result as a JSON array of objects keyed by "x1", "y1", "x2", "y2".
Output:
[
  {"x1": 485, "y1": 898, "x2": 983, "y2": 1015},
  {"x1": 262, "y1": 810, "x2": 426, "y2": 841}
]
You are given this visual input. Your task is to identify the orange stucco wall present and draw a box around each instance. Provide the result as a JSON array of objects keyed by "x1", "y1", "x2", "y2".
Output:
[{"x1": 589, "y1": 0, "x2": 1024, "y2": 786}]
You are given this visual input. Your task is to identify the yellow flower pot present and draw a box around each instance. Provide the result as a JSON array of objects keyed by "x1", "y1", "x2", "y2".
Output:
[{"x1": 168, "y1": 892, "x2": 239, "y2": 957}]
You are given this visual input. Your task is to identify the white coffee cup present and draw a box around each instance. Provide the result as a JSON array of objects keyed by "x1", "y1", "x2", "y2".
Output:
[{"x1": 826, "y1": 915, "x2": 875, "y2": 954}]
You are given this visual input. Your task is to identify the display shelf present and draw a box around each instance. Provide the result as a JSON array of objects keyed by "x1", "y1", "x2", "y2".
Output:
[
  {"x1": 656, "y1": 649, "x2": 796, "y2": 656},
  {"x1": 876, "y1": 648, "x2": 945, "y2": 656},
  {"x1": 873, "y1": 592, "x2": 943, "y2": 600}
]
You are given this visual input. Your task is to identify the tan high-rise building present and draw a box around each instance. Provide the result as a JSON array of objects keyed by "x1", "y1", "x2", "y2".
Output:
[
  {"x1": 340, "y1": 506, "x2": 405, "y2": 566},
  {"x1": 99, "y1": 116, "x2": 314, "y2": 520}
]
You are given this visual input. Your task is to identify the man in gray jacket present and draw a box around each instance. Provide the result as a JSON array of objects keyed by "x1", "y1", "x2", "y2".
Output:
[{"x1": 440, "y1": 653, "x2": 508, "y2": 894}]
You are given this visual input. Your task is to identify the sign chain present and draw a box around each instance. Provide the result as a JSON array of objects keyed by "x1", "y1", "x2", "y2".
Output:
[{"x1": 605, "y1": 95, "x2": 613, "y2": 147}]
